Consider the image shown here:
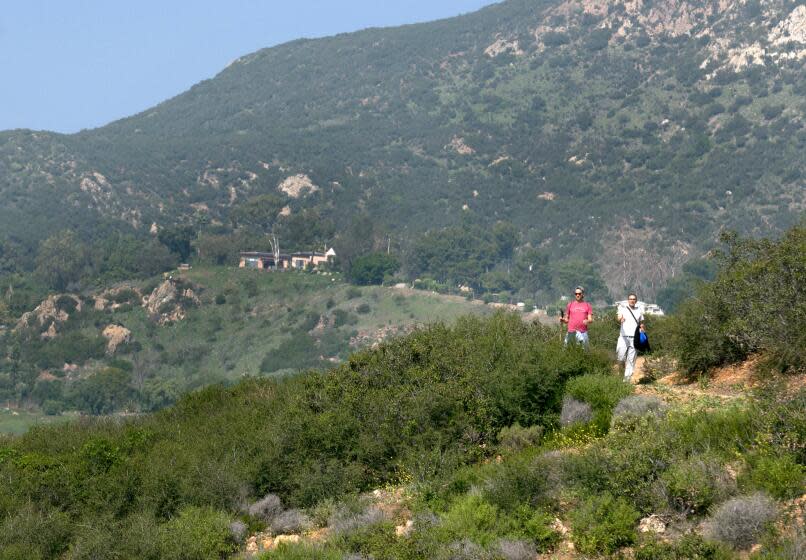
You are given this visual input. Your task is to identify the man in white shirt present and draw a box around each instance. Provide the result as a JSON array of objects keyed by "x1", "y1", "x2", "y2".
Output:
[{"x1": 617, "y1": 293, "x2": 645, "y2": 382}]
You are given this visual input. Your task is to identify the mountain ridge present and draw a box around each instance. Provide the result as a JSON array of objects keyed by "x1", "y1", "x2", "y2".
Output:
[{"x1": 1, "y1": 0, "x2": 804, "y2": 297}]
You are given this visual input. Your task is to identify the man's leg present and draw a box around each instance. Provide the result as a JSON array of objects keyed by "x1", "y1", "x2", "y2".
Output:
[
  {"x1": 564, "y1": 332, "x2": 574, "y2": 346},
  {"x1": 616, "y1": 335, "x2": 627, "y2": 365},
  {"x1": 624, "y1": 338, "x2": 637, "y2": 382}
]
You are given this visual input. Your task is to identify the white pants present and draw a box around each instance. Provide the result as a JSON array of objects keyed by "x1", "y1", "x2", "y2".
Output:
[{"x1": 617, "y1": 335, "x2": 637, "y2": 381}]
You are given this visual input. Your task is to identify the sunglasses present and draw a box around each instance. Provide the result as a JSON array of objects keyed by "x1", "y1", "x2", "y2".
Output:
[{"x1": 574, "y1": 293, "x2": 583, "y2": 296}]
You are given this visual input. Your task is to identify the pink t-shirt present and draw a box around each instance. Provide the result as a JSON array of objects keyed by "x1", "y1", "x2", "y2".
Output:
[{"x1": 566, "y1": 301, "x2": 592, "y2": 333}]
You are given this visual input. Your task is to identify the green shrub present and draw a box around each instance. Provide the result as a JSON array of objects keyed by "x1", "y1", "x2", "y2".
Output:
[
  {"x1": 260, "y1": 543, "x2": 343, "y2": 559},
  {"x1": 356, "y1": 303, "x2": 371, "y2": 314},
  {"x1": 635, "y1": 534, "x2": 732, "y2": 559},
  {"x1": 661, "y1": 455, "x2": 736, "y2": 515},
  {"x1": 672, "y1": 227, "x2": 806, "y2": 376},
  {"x1": 496, "y1": 423, "x2": 543, "y2": 454},
  {"x1": 564, "y1": 374, "x2": 633, "y2": 432},
  {"x1": 437, "y1": 495, "x2": 558, "y2": 551},
  {"x1": 739, "y1": 453, "x2": 805, "y2": 500},
  {"x1": 569, "y1": 493, "x2": 640, "y2": 555},
  {"x1": 157, "y1": 505, "x2": 236, "y2": 560}
]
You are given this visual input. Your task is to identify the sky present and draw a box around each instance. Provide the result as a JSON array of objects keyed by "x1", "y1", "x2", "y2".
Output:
[{"x1": 0, "y1": 1, "x2": 497, "y2": 134}]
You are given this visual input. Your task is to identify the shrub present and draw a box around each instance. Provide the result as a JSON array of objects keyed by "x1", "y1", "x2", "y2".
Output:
[
  {"x1": 639, "y1": 355, "x2": 676, "y2": 383},
  {"x1": 569, "y1": 493, "x2": 640, "y2": 555},
  {"x1": 356, "y1": 303, "x2": 371, "y2": 315},
  {"x1": 156, "y1": 505, "x2": 237, "y2": 560},
  {"x1": 564, "y1": 374, "x2": 633, "y2": 432},
  {"x1": 611, "y1": 395, "x2": 668, "y2": 429},
  {"x1": 483, "y1": 455, "x2": 552, "y2": 512},
  {"x1": 329, "y1": 504, "x2": 387, "y2": 535},
  {"x1": 248, "y1": 493, "x2": 284, "y2": 522},
  {"x1": 739, "y1": 453, "x2": 805, "y2": 500},
  {"x1": 229, "y1": 520, "x2": 248, "y2": 543},
  {"x1": 272, "y1": 509, "x2": 312, "y2": 534},
  {"x1": 661, "y1": 455, "x2": 736, "y2": 515},
  {"x1": 634, "y1": 534, "x2": 732, "y2": 559},
  {"x1": 672, "y1": 227, "x2": 806, "y2": 376},
  {"x1": 494, "y1": 539, "x2": 537, "y2": 560},
  {"x1": 497, "y1": 423, "x2": 543, "y2": 454},
  {"x1": 437, "y1": 495, "x2": 557, "y2": 550},
  {"x1": 706, "y1": 493, "x2": 778, "y2": 550},
  {"x1": 559, "y1": 397, "x2": 593, "y2": 427},
  {"x1": 754, "y1": 527, "x2": 806, "y2": 560}
]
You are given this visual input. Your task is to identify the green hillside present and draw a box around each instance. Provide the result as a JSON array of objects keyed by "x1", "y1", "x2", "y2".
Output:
[
  {"x1": 0, "y1": 222, "x2": 802, "y2": 558},
  {"x1": 1, "y1": 0, "x2": 804, "y2": 299},
  {"x1": 0, "y1": 267, "x2": 490, "y2": 422}
]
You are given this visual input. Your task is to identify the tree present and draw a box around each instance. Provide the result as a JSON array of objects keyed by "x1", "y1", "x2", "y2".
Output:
[
  {"x1": 335, "y1": 214, "x2": 380, "y2": 273},
  {"x1": 35, "y1": 231, "x2": 88, "y2": 291},
  {"x1": 551, "y1": 259, "x2": 609, "y2": 303},
  {"x1": 230, "y1": 194, "x2": 285, "y2": 232},
  {"x1": 349, "y1": 253, "x2": 400, "y2": 285},
  {"x1": 158, "y1": 225, "x2": 195, "y2": 262}
]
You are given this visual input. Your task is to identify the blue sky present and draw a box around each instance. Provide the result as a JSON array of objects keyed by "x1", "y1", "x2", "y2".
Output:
[{"x1": 0, "y1": 1, "x2": 497, "y2": 134}]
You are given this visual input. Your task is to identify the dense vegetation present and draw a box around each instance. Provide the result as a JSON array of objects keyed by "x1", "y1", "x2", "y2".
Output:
[
  {"x1": 1, "y1": 0, "x2": 804, "y2": 302},
  {"x1": 673, "y1": 224, "x2": 806, "y2": 375},
  {"x1": 0, "y1": 313, "x2": 802, "y2": 558}
]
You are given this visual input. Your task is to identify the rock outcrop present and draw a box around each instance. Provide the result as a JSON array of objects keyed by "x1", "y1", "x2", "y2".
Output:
[
  {"x1": 102, "y1": 324, "x2": 132, "y2": 355},
  {"x1": 144, "y1": 278, "x2": 200, "y2": 324},
  {"x1": 15, "y1": 294, "x2": 83, "y2": 335}
]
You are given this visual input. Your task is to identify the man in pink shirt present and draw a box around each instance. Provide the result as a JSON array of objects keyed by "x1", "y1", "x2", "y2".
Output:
[{"x1": 561, "y1": 286, "x2": 593, "y2": 347}]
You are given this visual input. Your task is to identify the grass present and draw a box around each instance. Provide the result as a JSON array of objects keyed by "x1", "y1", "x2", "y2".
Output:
[{"x1": 0, "y1": 409, "x2": 70, "y2": 435}]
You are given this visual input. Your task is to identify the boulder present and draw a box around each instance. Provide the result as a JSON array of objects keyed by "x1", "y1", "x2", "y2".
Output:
[{"x1": 102, "y1": 324, "x2": 132, "y2": 354}]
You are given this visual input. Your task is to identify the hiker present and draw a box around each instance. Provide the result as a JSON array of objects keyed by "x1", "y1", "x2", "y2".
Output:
[
  {"x1": 561, "y1": 286, "x2": 593, "y2": 348},
  {"x1": 617, "y1": 293, "x2": 645, "y2": 382}
]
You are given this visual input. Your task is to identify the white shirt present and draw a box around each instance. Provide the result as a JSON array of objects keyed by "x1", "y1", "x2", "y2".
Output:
[{"x1": 618, "y1": 304, "x2": 644, "y2": 337}]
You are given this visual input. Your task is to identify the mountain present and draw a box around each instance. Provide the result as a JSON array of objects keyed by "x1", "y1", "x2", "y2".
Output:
[{"x1": 1, "y1": 0, "x2": 804, "y2": 297}]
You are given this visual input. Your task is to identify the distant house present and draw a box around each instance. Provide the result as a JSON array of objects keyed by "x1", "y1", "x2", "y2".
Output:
[{"x1": 239, "y1": 248, "x2": 336, "y2": 270}]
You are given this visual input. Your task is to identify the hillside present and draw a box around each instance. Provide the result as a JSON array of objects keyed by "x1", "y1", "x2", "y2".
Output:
[
  {"x1": 1, "y1": 0, "x2": 804, "y2": 298},
  {"x1": 0, "y1": 267, "x2": 490, "y2": 426},
  {"x1": 0, "y1": 226, "x2": 802, "y2": 558}
]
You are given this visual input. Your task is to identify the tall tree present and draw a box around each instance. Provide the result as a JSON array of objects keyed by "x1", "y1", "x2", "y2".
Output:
[{"x1": 35, "y1": 231, "x2": 88, "y2": 291}]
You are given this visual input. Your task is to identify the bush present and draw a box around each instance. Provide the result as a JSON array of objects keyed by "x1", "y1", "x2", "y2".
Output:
[
  {"x1": 494, "y1": 539, "x2": 537, "y2": 560},
  {"x1": 661, "y1": 455, "x2": 736, "y2": 515},
  {"x1": 496, "y1": 423, "x2": 543, "y2": 454},
  {"x1": 157, "y1": 505, "x2": 236, "y2": 560},
  {"x1": 437, "y1": 495, "x2": 558, "y2": 551},
  {"x1": 739, "y1": 453, "x2": 805, "y2": 500},
  {"x1": 611, "y1": 395, "x2": 668, "y2": 429},
  {"x1": 639, "y1": 355, "x2": 676, "y2": 384},
  {"x1": 564, "y1": 374, "x2": 633, "y2": 432},
  {"x1": 559, "y1": 397, "x2": 593, "y2": 427},
  {"x1": 248, "y1": 493, "x2": 284, "y2": 522},
  {"x1": 272, "y1": 509, "x2": 312, "y2": 534},
  {"x1": 635, "y1": 534, "x2": 732, "y2": 559},
  {"x1": 569, "y1": 493, "x2": 640, "y2": 555},
  {"x1": 706, "y1": 493, "x2": 778, "y2": 550},
  {"x1": 672, "y1": 227, "x2": 806, "y2": 376},
  {"x1": 483, "y1": 455, "x2": 553, "y2": 513},
  {"x1": 356, "y1": 303, "x2": 371, "y2": 315}
]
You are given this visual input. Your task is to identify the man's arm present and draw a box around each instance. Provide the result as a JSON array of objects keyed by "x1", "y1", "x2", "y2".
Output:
[{"x1": 584, "y1": 304, "x2": 593, "y2": 326}]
